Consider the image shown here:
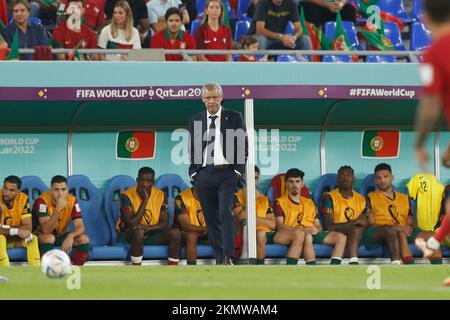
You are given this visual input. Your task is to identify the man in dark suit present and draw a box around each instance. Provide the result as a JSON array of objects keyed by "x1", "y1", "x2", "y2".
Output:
[{"x1": 188, "y1": 83, "x2": 248, "y2": 265}]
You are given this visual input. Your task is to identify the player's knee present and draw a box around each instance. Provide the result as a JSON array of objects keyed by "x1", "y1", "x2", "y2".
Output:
[
  {"x1": 76, "y1": 234, "x2": 89, "y2": 244},
  {"x1": 293, "y1": 228, "x2": 305, "y2": 241},
  {"x1": 385, "y1": 226, "x2": 398, "y2": 240},
  {"x1": 169, "y1": 228, "x2": 181, "y2": 244},
  {"x1": 38, "y1": 233, "x2": 55, "y2": 244},
  {"x1": 185, "y1": 231, "x2": 197, "y2": 243},
  {"x1": 256, "y1": 231, "x2": 266, "y2": 245},
  {"x1": 335, "y1": 232, "x2": 347, "y2": 245}
]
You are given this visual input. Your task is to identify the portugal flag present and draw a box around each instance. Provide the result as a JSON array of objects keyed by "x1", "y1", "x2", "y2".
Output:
[
  {"x1": 0, "y1": 0, "x2": 7, "y2": 27},
  {"x1": 361, "y1": 130, "x2": 400, "y2": 158},
  {"x1": 116, "y1": 131, "x2": 156, "y2": 159}
]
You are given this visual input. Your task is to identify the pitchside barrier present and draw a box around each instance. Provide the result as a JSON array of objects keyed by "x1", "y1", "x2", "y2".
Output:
[{"x1": 0, "y1": 60, "x2": 448, "y2": 264}]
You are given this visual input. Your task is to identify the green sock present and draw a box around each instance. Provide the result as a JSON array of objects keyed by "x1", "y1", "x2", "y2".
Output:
[
  {"x1": 406, "y1": 259, "x2": 415, "y2": 265},
  {"x1": 330, "y1": 258, "x2": 342, "y2": 265},
  {"x1": 256, "y1": 259, "x2": 265, "y2": 265},
  {"x1": 306, "y1": 260, "x2": 316, "y2": 265},
  {"x1": 39, "y1": 243, "x2": 54, "y2": 254},
  {"x1": 286, "y1": 257, "x2": 298, "y2": 265},
  {"x1": 240, "y1": 219, "x2": 247, "y2": 226},
  {"x1": 187, "y1": 260, "x2": 197, "y2": 265},
  {"x1": 431, "y1": 258, "x2": 443, "y2": 265},
  {"x1": 75, "y1": 243, "x2": 90, "y2": 252}
]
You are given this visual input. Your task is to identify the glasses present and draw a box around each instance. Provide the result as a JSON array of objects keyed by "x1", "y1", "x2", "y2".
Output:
[{"x1": 203, "y1": 96, "x2": 221, "y2": 101}]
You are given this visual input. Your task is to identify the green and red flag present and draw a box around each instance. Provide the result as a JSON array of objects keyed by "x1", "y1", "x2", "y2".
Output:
[
  {"x1": 300, "y1": 7, "x2": 332, "y2": 61},
  {"x1": 361, "y1": 18, "x2": 394, "y2": 51},
  {"x1": 0, "y1": 0, "x2": 8, "y2": 27},
  {"x1": 358, "y1": 0, "x2": 404, "y2": 30},
  {"x1": 67, "y1": 41, "x2": 82, "y2": 61},
  {"x1": 333, "y1": 12, "x2": 352, "y2": 51},
  {"x1": 7, "y1": 28, "x2": 19, "y2": 60},
  {"x1": 116, "y1": 130, "x2": 156, "y2": 159},
  {"x1": 361, "y1": 130, "x2": 400, "y2": 158}
]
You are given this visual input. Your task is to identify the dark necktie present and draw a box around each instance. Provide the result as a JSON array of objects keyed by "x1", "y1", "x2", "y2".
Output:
[{"x1": 206, "y1": 115, "x2": 217, "y2": 165}]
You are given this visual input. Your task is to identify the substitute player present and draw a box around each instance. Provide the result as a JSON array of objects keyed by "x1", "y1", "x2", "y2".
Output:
[
  {"x1": 33, "y1": 175, "x2": 90, "y2": 266},
  {"x1": 0, "y1": 176, "x2": 40, "y2": 267}
]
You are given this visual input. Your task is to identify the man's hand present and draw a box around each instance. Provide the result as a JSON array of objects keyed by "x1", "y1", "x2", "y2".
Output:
[
  {"x1": 301, "y1": 227, "x2": 318, "y2": 235},
  {"x1": 61, "y1": 233, "x2": 74, "y2": 253},
  {"x1": 17, "y1": 229, "x2": 31, "y2": 240},
  {"x1": 55, "y1": 196, "x2": 68, "y2": 213},
  {"x1": 280, "y1": 35, "x2": 296, "y2": 48},
  {"x1": 137, "y1": 186, "x2": 149, "y2": 202},
  {"x1": 442, "y1": 144, "x2": 450, "y2": 168},
  {"x1": 415, "y1": 145, "x2": 429, "y2": 171}
]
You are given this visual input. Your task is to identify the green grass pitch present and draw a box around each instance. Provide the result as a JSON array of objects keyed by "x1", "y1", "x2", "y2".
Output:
[{"x1": 0, "y1": 265, "x2": 449, "y2": 299}]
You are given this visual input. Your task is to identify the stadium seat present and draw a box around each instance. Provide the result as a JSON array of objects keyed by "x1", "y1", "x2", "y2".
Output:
[
  {"x1": 411, "y1": 0, "x2": 423, "y2": 22},
  {"x1": 20, "y1": 175, "x2": 48, "y2": 208},
  {"x1": 285, "y1": 21, "x2": 294, "y2": 35},
  {"x1": 234, "y1": 19, "x2": 250, "y2": 42},
  {"x1": 190, "y1": 19, "x2": 202, "y2": 36},
  {"x1": 324, "y1": 21, "x2": 362, "y2": 50},
  {"x1": 235, "y1": 0, "x2": 251, "y2": 19},
  {"x1": 103, "y1": 175, "x2": 135, "y2": 245},
  {"x1": 410, "y1": 22, "x2": 431, "y2": 51},
  {"x1": 377, "y1": 0, "x2": 412, "y2": 23},
  {"x1": 365, "y1": 55, "x2": 397, "y2": 63},
  {"x1": 276, "y1": 55, "x2": 301, "y2": 63},
  {"x1": 68, "y1": 175, "x2": 127, "y2": 260},
  {"x1": 196, "y1": 0, "x2": 206, "y2": 17},
  {"x1": 383, "y1": 21, "x2": 406, "y2": 51},
  {"x1": 313, "y1": 174, "x2": 337, "y2": 208},
  {"x1": 359, "y1": 174, "x2": 377, "y2": 196},
  {"x1": 155, "y1": 174, "x2": 189, "y2": 227},
  {"x1": 322, "y1": 55, "x2": 353, "y2": 63}
]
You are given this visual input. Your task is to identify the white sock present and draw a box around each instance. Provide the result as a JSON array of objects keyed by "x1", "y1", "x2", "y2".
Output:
[
  {"x1": 168, "y1": 257, "x2": 180, "y2": 263},
  {"x1": 349, "y1": 257, "x2": 359, "y2": 264},
  {"x1": 427, "y1": 237, "x2": 440, "y2": 251},
  {"x1": 131, "y1": 256, "x2": 143, "y2": 264},
  {"x1": 391, "y1": 260, "x2": 401, "y2": 265}
]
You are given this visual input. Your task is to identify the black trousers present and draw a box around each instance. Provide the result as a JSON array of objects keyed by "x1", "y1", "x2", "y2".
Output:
[
  {"x1": 299, "y1": 2, "x2": 357, "y2": 27},
  {"x1": 194, "y1": 165, "x2": 238, "y2": 262}
]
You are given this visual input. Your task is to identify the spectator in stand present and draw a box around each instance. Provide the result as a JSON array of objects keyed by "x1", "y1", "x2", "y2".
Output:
[
  {"x1": 237, "y1": 35, "x2": 266, "y2": 61},
  {"x1": 150, "y1": 7, "x2": 196, "y2": 61},
  {"x1": 1, "y1": 0, "x2": 49, "y2": 60},
  {"x1": 30, "y1": 0, "x2": 58, "y2": 25},
  {"x1": 299, "y1": 0, "x2": 356, "y2": 27},
  {"x1": 105, "y1": 0, "x2": 150, "y2": 43},
  {"x1": 52, "y1": 0, "x2": 98, "y2": 60},
  {"x1": 181, "y1": 0, "x2": 196, "y2": 31},
  {"x1": 147, "y1": 0, "x2": 189, "y2": 33},
  {"x1": 194, "y1": 0, "x2": 233, "y2": 62},
  {"x1": 248, "y1": 0, "x2": 311, "y2": 51},
  {"x1": 98, "y1": 0, "x2": 141, "y2": 61},
  {"x1": 58, "y1": 0, "x2": 107, "y2": 33}
]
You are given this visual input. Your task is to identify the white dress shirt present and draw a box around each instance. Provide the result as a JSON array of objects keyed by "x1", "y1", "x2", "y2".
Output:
[{"x1": 203, "y1": 106, "x2": 229, "y2": 167}]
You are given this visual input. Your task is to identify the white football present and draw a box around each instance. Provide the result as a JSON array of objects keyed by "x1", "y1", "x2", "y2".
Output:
[{"x1": 40, "y1": 249, "x2": 72, "y2": 278}]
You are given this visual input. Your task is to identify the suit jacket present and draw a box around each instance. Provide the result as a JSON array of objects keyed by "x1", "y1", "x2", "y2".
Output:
[{"x1": 188, "y1": 107, "x2": 248, "y2": 178}]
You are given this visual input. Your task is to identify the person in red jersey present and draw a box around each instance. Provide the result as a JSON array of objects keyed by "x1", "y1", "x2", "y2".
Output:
[
  {"x1": 194, "y1": 0, "x2": 233, "y2": 62},
  {"x1": 52, "y1": 0, "x2": 98, "y2": 60},
  {"x1": 237, "y1": 35, "x2": 264, "y2": 62},
  {"x1": 151, "y1": 7, "x2": 196, "y2": 61},
  {"x1": 414, "y1": 0, "x2": 450, "y2": 285},
  {"x1": 58, "y1": 0, "x2": 106, "y2": 32}
]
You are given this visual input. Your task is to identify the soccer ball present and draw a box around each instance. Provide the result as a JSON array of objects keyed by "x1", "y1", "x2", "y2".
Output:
[{"x1": 40, "y1": 249, "x2": 72, "y2": 278}]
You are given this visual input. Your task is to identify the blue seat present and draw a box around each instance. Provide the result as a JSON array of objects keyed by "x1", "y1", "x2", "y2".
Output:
[
  {"x1": 410, "y1": 22, "x2": 431, "y2": 51},
  {"x1": 277, "y1": 55, "x2": 301, "y2": 63},
  {"x1": 20, "y1": 175, "x2": 48, "y2": 208},
  {"x1": 155, "y1": 174, "x2": 189, "y2": 227},
  {"x1": 68, "y1": 175, "x2": 127, "y2": 260},
  {"x1": 190, "y1": 19, "x2": 202, "y2": 36},
  {"x1": 366, "y1": 55, "x2": 397, "y2": 63},
  {"x1": 313, "y1": 174, "x2": 337, "y2": 208},
  {"x1": 412, "y1": 0, "x2": 423, "y2": 21},
  {"x1": 322, "y1": 55, "x2": 353, "y2": 63},
  {"x1": 359, "y1": 174, "x2": 377, "y2": 196},
  {"x1": 236, "y1": 0, "x2": 251, "y2": 19},
  {"x1": 285, "y1": 20, "x2": 294, "y2": 35},
  {"x1": 383, "y1": 21, "x2": 406, "y2": 51},
  {"x1": 103, "y1": 175, "x2": 135, "y2": 245},
  {"x1": 234, "y1": 19, "x2": 250, "y2": 42},
  {"x1": 324, "y1": 21, "x2": 362, "y2": 50},
  {"x1": 196, "y1": 0, "x2": 206, "y2": 17},
  {"x1": 378, "y1": 0, "x2": 411, "y2": 23}
]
